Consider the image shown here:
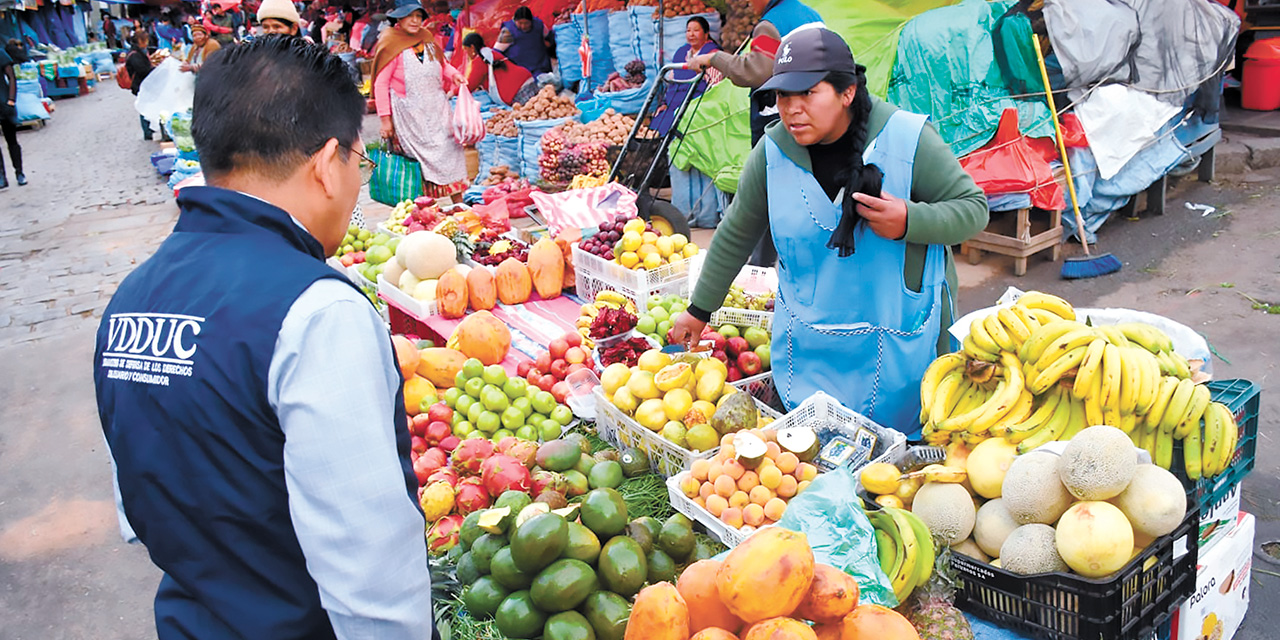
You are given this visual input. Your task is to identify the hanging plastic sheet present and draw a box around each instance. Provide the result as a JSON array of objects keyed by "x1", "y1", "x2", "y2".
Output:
[
  {"x1": 959, "y1": 109, "x2": 1064, "y2": 212},
  {"x1": 887, "y1": 0, "x2": 1053, "y2": 157},
  {"x1": 554, "y1": 21, "x2": 584, "y2": 85},
  {"x1": 804, "y1": 0, "x2": 955, "y2": 97},
  {"x1": 668, "y1": 79, "x2": 752, "y2": 194},
  {"x1": 1073, "y1": 84, "x2": 1181, "y2": 180},
  {"x1": 134, "y1": 58, "x2": 195, "y2": 137}
]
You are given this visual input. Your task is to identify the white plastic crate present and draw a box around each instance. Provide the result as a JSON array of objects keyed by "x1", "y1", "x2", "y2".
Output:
[
  {"x1": 709, "y1": 265, "x2": 776, "y2": 330},
  {"x1": 572, "y1": 245, "x2": 704, "y2": 313},
  {"x1": 665, "y1": 390, "x2": 906, "y2": 547},
  {"x1": 377, "y1": 273, "x2": 437, "y2": 320},
  {"x1": 592, "y1": 384, "x2": 783, "y2": 478}
]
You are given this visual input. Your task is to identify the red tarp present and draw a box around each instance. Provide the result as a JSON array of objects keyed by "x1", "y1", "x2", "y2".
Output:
[{"x1": 959, "y1": 108, "x2": 1088, "y2": 212}]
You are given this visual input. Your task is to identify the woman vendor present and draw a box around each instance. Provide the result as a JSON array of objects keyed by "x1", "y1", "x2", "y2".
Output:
[
  {"x1": 650, "y1": 16, "x2": 722, "y2": 137},
  {"x1": 671, "y1": 28, "x2": 988, "y2": 436},
  {"x1": 461, "y1": 32, "x2": 538, "y2": 108},
  {"x1": 180, "y1": 24, "x2": 221, "y2": 75},
  {"x1": 493, "y1": 7, "x2": 553, "y2": 78}
]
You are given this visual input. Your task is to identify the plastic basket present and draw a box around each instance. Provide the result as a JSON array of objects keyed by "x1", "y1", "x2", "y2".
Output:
[
  {"x1": 666, "y1": 472, "x2": 772, "y2": 547},
  {"x1": 593, "y1": 379, "x2": 783, "y2": 478},
  {"x1": 377, "y1": 221, "x2": 405, "y2": 237},
  {"x1": 572, "y1": 245, "x2": 704, "y2": 313},
  {"x1": 386, "y1": 300, "x2": 443, "y2": 343},
  {"x1": 1171, "y1": 379, "x2": 1260, "y2": 514},
  {"x1": 377, "y1": 273, "x2": 437, "y2": 320},
  {"x1": 953, "y1": 496, "x2": 1198, "y2": 640},
  {"x1": 708, "y1": 265, "x2": 775, "y2": 330}
]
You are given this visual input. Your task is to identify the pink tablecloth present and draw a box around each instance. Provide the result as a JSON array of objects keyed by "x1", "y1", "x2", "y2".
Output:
[{"x1": 417, "y1": 293, "x2": 585, "y2": 376}]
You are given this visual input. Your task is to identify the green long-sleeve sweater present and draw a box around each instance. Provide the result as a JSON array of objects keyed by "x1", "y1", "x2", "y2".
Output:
[{"x1": 690, "y1": 97, "x2": 989, "y2": 354}]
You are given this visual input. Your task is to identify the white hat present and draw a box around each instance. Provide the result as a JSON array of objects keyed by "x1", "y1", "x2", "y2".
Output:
[{"x1": 257, "y1": 0, "x2": 301, "y2": 25}]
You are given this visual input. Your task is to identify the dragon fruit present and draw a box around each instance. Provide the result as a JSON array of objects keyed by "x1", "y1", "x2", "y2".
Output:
[
  {"x1": 451, "y1": 438, "x2": 495, "y2": 476},
  {"x1": 426, "y1": 514, "x2": 464, "y2": 555},
  {"x1": 505, "y1": 440, "x2": 540, "y2": 469},
  {"x1": 481, "y1": 455, "x2": 533, "y2": 496},
  {"x1": 426, "y1": 467, "x2": 460, "y2": 489},
  {"x1": 454, "y1": 477, "x2": 491, "y2": 514}
]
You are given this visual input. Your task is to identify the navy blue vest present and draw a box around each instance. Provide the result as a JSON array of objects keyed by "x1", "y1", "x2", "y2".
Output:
[
  {"x1": 503, "y1": 17, "x2": 551, "y2": 76},
  {"x1": 94, "y1": 187, "x2": 418, "y2": 639}
]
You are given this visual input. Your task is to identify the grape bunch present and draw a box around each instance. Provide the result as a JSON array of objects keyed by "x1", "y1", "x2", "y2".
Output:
[
  {"x1": 723, "y1": 284, "x2": 776, "y2": 311},
  {"x1": 471, "y1": 230, "x2": 530, "y2": 266},
  {"x1": 578, "y1": 213, "x2": 654, "y2": 259}
]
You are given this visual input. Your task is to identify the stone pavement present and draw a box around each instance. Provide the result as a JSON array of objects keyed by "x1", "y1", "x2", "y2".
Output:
[{"x1": 0, "y1": 82, "x2": 1275, "y2": 639}]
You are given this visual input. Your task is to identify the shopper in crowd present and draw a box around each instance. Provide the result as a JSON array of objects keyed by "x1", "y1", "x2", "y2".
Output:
[
  {"x1": 651, "y1": 16, "x2": 722, "y2": 137},
  {"x1": 671, "y1": 28, "x2": 987, "y2": 435},
  {"x1": 180, "y1": 24, "x2": 222, "y2": 74},
  {"x1": 0, "y1": 40, "x2": 23, "y2": 188},
  {"x1": 203, "y1": 2, "x2": 237, "y2": 46},
  {"x1": 426, "y1": 0, "x2": 454, "y2": 54},
  {"x1": 373, "y1": 0, "x2": 468, "y2": 202},
  {"x1": 95, "y1": 35, "x2": 436, "y2": 640},
  {"x1": 494, "y1": 6, "x2": 553, "y2": 77},
  {"x1": 102, "y1": 10, "x2": 119, "y2": 49},
  {"x1": 155, "y1": 15, "x2": 187, "y2": 49},
  {"x1": 126, "y1": 32, "x2": 157, "y2": 140},
  {"x1": 688, "y1": 0, "x2": 823, "y2": 266},
  {"x1": 257, "y1": 0, "x2": 302, "y2": 37},
  {"x1": 462, "y1": 32, "x2": 537, "y2": 107}
]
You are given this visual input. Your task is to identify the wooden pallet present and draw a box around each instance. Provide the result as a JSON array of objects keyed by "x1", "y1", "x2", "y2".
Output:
[{"x1": 962, "y1": 207, "x2": 1063, "y2": 276}]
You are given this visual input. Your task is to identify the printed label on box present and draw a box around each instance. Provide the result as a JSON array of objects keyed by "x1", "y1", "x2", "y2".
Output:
[
  {"x1": 1200, "y1": 481, "x2": 1242, "y2": 553},
  {"x1": 1174, "y1": 512, "x2": 1253, "y2": 640}
]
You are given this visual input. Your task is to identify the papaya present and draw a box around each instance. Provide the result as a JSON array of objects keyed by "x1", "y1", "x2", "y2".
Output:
[
  {"x1": 466, "y1": 265, "x2": 497, "y2": 311},
  {"x1": 435, "y1": 268, "x2": 469, "y2": 318},
  {"x1": 528, "y1": 237, "x2": 565, "y2": 299},
  {"x1": 676, "y1": 560, "x2": 743, "y2": 634},
  {"x1": 791, "y1": 564, "x2": 859, "y2": 624},
  {"x1": 416, "y1": 347, "x2": 468, "y2": 388},
  {"x1": 447, "y1": 310, "x2": 511, "y2": 366},
  {"x1": 691, "y1": 630, "x2": 741, "y2": 640},
  {"x1": 716, "y1": 528, "x2": 814, "y2": 623},
  {"x1": 624, "y1": 582, "x2": 690, "y2": 640},
  {"x1": 495, "y1": 257, "x2": 533, "y2": 304},
  {"x1": 742, "y1": 618, "x2": 817, "y2": 640},
  {"x1": 838, "y1": 604, "x2": 920, "y2": 640}
]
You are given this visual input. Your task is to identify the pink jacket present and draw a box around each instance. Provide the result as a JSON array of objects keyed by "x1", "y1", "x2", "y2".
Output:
[{"x1": 374, "y1": 51, "x2": 459, "y2": 118}]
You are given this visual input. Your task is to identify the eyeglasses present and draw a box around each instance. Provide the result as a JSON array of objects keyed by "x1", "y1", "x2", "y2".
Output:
[{"x1": 348, "y1": 145, "x2": 377, "y2": 185}]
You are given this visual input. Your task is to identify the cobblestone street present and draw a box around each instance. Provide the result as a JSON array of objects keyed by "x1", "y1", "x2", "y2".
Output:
[{"x1": 0, "y1": 83, "x2": 1275, "y2": 639}]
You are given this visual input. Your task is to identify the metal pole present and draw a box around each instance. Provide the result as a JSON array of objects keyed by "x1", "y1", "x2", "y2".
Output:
[{"x1": 656, "y1": 0, "x2": 664, "y2": 66}]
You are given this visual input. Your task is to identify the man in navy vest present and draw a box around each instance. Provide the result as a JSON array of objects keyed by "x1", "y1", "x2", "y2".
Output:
[
  {"x1": 94, "y1": 36, "x2": 436, "y2": 640},
  {"x1": 494, "y1": 6, "x2": 553, "y2": 77}
]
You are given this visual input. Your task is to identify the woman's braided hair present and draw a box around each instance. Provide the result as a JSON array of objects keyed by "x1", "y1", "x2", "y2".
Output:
[{"x1": 823, "y1": 65, "x2": 883, "y2": 257}]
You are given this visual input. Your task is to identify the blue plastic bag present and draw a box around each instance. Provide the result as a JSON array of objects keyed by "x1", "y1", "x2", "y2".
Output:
[
  {"x1": 572, "y1": 10, "x2": 614, "y2": 90},
  {"x1": 607, "y1": 7, "x2": 658, "y2": 74},
  {"x1": 774, "y1": 466, "x2": 898, "y2": 607},
  {"x1": 596, "y1": 78, "x2": 652, "y2": 115},
  {"x1": 517, "y1": 117, "x2": 572, "y2": 179},
  {"x1": 554, "y1": 21, "x2": 584, "y2": 85}
]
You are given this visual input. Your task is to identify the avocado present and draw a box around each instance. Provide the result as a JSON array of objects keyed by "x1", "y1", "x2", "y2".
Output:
[
  {"x1": 495, "y1": 591, "x2": 547, "y2": 639},
  {"x1": 562, "y1": 521, "x2": 602, "y2": 565},
  {"x1": 530, "y1": 558, "x2": 598, "y2": 612},
  {"x1": 588, "y1": 460, "x2": 624, "y2": 490},
  {"x1": 658, "y1": 514, "x2": 695, "y2": 562},
  {"x1": 544, "y1": 610, "x2": 598, "y2": 640},
  {"x1": 580, "y1": 488, "x2": 629, "y2": 538},
  {"x1": 456, "y1": 551, "x2": 481, "y2": 585},
  {"x1": 582, "y1": 591, "x2": 631, "y2": 640},
  {"x1": 626, "y1": 519, "x2": 657, "y2": 555},
  {"x1": 471, "y1": 533, "x2": 508, "y2": 574},
  {"x1": 597, "y1": 536, "x2": 648, "y2": 597},
  {"x1": 618, "y1": 447, "x2": 650, "y2": 477},
  {"x1": 490, "y1": 546, "x2": 535, "y2": 591},
  {"x1": 646, "y1": 548, "x2": 678, "y2": 584},
  {"x1": 462, "y1": 576, "x2": 510, "y2": 619},
  {"x1": 510, "y1": 512, "x2": 569, "y2": 574}
]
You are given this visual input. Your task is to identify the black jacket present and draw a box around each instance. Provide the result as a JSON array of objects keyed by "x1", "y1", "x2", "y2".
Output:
[{"x1": 125, "y1": 47, "x2": 152, "y2": 96}]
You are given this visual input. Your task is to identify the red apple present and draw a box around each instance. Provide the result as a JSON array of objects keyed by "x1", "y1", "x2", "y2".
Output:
[
  {"x1": 549, "y1": 337, "x2": 570, "y2": 360},
  {"x1": 526, "y1": 368, "x2": 543, "y2": 384},
  {"x1": 535, "y1": 351, "x2": 553, "y2": 374},
  {"x1": 567, "y1": 363, "x2": 587, "y2": 376},
  {"x1": 410, "y1": 414, "x2": 431, "y2": 438},
  {"x1": 551, "y1": 381, "x2": 571, "y2": 404},
  {"x1": 701, "y1": 330, "x2": 727, "y2": 353},
  {"x1": 726, "y1": 336, "x2": 750, "y2": 359},
  {"x1": 563, "y1": 332, "x2": 582, "y2": 348},
  {"x1": 517, "y1": 360, "x2": 534, "y2": 377},
  {"x1": 425, "y1": 421, "x2": 452, "y2": 445},
  {"x1": 713, "y1": 349, "x2": 729, "y2": 364},
  {"x1": 539, "y1": 374, "x2": 557, "y2": 392},
  {"x1": 550, "y1": 359, "x2": 570, "y2": 380},
  {"x1": 340, "y1": 254, "x2": 355, "y2": 267},
  {"x1": 427, "y1": 402, "x2": 453, "y2": 426},
  {"x1": 438, "y1": 435, "x2": 461, "y2": 453},
  {"x1": 737, "y1": 351, "x2": 763, "y2": 376},
  {"x1": 726, "y1": 367, "x2": 743, "y2": 382},
  {"x1": 565, "y1": 346, "x2": 587, "y2": 364},
  {"x1": 411, "y1": 436, "x2": 428, "y2": 454}
]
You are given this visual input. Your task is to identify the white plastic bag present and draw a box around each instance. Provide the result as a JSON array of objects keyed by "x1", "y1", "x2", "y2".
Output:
[
  {"x1": 452, "y1": 89, "x2": 485, "y2": 146},
  {"x1": 134, "y1": 58, "x2": 196, "y2": 136}
]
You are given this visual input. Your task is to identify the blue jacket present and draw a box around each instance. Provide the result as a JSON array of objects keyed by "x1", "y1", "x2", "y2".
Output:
[
  {"x1": 94, "y1": 187, "x2": 417, "y2": 639},
  {"x1": 762, "y1": 0, "x2": 824, "y2": 38}
]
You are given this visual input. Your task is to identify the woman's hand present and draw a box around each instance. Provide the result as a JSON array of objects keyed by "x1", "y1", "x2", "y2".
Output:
[
  {"x1": 179, "y1": 62, "x2": 193, "y2": 72},
  {"x1": 669, "y1": 312, "x2": 708, "y2": 350},
  {"x1": 853, "y1": 191, "x2": 909, "y2": 241},
  {"x1": 379, "y1": 117, "x2": 396, "y2": 144}
]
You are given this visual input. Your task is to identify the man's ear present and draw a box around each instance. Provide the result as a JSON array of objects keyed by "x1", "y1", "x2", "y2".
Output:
[{"x1": 311, "y1": 137, "x2": 343, "y2": 199}]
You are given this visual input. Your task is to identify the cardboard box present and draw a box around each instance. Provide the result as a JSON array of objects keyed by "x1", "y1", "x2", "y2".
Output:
[
  {"x1": 1199, "y1": 481, "x2": 1243, "y2": 554},
  {"x1": 1172, "y1": 512, "x2": 1254, "y2": 640}
]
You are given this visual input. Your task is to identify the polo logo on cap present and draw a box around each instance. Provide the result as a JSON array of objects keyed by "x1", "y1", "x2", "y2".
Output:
[{"x1": 778, "y1": 43, "x2": 793, "y2": 66}]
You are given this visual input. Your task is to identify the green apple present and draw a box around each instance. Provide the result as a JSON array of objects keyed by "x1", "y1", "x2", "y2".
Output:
[
  {"x1": 503, "y1": 378, "x2": 528, "y2": 400},
  {"x1": 365, "y1": 244, "x2": 393, "y2": 265},
  {"x1": 501, "y1": 406, "x2": 526, "y2": 430},
  {"x1": 454, "y1": 370, "x2": 469, "y2": 388},
  {"x1": 550, "y1": 405, "x2": 574, "y2": 426},
  {"x1": 464, "y1": 377, "x2": 485, "y2": 399},
  {"x1": 357, "y1": 229, "x2": 372, "y2": 241},
  {"x1": 755, "y1": 344, "x2": 771, "y2": 370},
  {"x1": 647, "y1": 294, "x2": 665, "y2": 310},
  {"x1": 477, "y1": 411, "x2": 501, "y2": 433},
  {"x1": 454, "y1": 395, "x2": 475, "y2": 417},
  {"x1": 453, "y1": 420, "x2": 475, "y2": 437},
  {"x1": 512, "y1": 397, "x2": 533, "y2": 418},
  {"x1": 532, "y1": 391, "x2": 558, "y2": 415},
  {"x1": 482, "y1": 364, "x2": 508, "y2": 387},
  {"x1": 417, "y1": 394, "x2": 438, "y2": 415},
  {"x1": 515, "y1": 425, "x2": 538, "y2": 441},
  {"x1": 491, "y1": 429, "x2": 515, "y2": 442},
  {"x1": 657, "y1": 320, "x2": 672, "y2": 339},
  {"x1": 743, "y1": 326, "x2": 770, "y2": 350},
  {"x1": 451, "y1": 411, "x2": 464, "y2": 428},
  {"x1": 342, "y1": 233, "x2": 354, "y2": 246},
  {"x1": 718, "y1": 324, "x2": 740, "y2": 339},
  {"x1": 464, "y1": 431, "x2": 487, "y2": 440},
  {"x1": 648, "y1": 307, "x2": 669, "y2": 323},
  {"x1": 635, "y1": 315, "x2": 657, "y2": 335},
  {"x1": 482, "y1": 386, "x2": 509, "y2": 412},
  {"x1": 461, "y1": 358, "x2": 485, "y2": 380},
  {"x1": 443, "y1": 387, "x2": 462, "y2": 407},
  {"x1": 525, "y1": 385, "x2": 541, "y2": 400},
  {"x1": 538, "y1": 419, "x2": 563, "y2": 441},
  {"x1": 466, "y1": 401, "x2": 485, "y2": 425}
]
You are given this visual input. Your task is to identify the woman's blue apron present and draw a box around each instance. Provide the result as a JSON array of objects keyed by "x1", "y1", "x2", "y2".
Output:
[{"x1": 767, "y1": 110, "x2": 947, "y2": 437}]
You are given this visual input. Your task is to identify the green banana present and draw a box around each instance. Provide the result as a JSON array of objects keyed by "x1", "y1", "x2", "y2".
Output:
[{"x1": 896, "y1": 508, "x2": 937, "y2": 590}]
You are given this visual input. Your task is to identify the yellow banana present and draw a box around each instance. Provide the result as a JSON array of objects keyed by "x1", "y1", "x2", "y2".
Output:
[
  {"x1": 897, "y1": 508, "x2": 937, "y2": 590},
  {"x1": 1023, "y1": 307, "x2": 1068, "y2": 327},
  {"x1": 1132, "y1": 349, "x2": 1159, "y2": 416},
  {"x1": 969, "y1": 317, "x2": 1002, "y2": 355},
  {"x1": 1168, "y1": 351, "x2": 1192, "y2": 379},
  {"x1": 1174, "y1": 383, "x2": 1212, "y2": 440},
  {"x1": 867, "y1": 510, "x2": 907, "y2": 598},
  {"x1": 918, "y1": 465, "x2": 968, "y2": 484},
  {"x1": 1117, "y1": 322, "x2": 1172, "y2": 354},
  {"x1": 1116, "y1": 411, "x2": 1138, "y2": 434},
  {"x1": 963, "y1": 335, "x2": 1001, "y2": 363},
  {"x1": 1029, "y1": 345, "x2": 1088, "y2": 395},
  {"x1": 1144, "y1": 376, "x2": 1180, "y2": 432},
  {"x1": 998, "y1": 307, "x2": 1032, "y2": 345},
  {"x1": 1072, "y1": 338, "x2": 1107, "y2": 400},
  {"x1": 1034, "y1": 328, "x2": 1099, "y2": 373},
  {"x1": 1155, "y1": 429, "x2": 1174, "y2": 469},
  {"x1": 990, "y1": 389, "x2": 1035, "y2": 437},
  {"x1": 595, "y1": 290, "x2": 628, "y2": 306},
  {"x1": 1183, "y1": 420, "x2": 1203, "y2": 481},
  {"x1": 1006, "y1": 389, "x2": 1063, "y2": 443},
  {"x1": 1200, "y1": 402, "x2": 1223, "y2": 476},
  {"x1": 928, "y1": 371, "x2": 968, "y2": 427},
  {"x1": 1117, "y1": 348, "x2": 1142, "y2": 416},
  {"x1": 885, "y1": 507, "x2": 920, "y2": 603},
  {"x1": 968, "y1": 353, "x2": 1027, "y2": 434},
  {"x1": 1016, "y1": 393, "x2": 1072, "y2": 452},
  {"x1": 1084, "y1": 372, "x2": 1105, "y2": 428},
  {"x1": 1096, "y1": 325, "x2": 1131, "y2": 348},
  {"x1": 920, "y1": 354, "x2": 966, "y2": 414},
  {"x1": 1009, "y1": 304, "x2": 1042, "y2": 334},
  {"x1": 1018, "y1": 320, "x2": 1084, "y2": 365},
  {"x1": 1160, "y1": 378, "x2": 1196, "y2": 434},
  {"x1": 1138, "y1": 422, "x2": 1159, "y2": 459},
  {"x1": 984, "y1": 314, "x2": 1017, "y2": 353},
  {"x1": 1060, "y1": 396, "x2": 1089, "y2": 440},
  {"x1": 1215, "y1": 403, "x2": 1239, "y2": 477},
  {"x1": 1099, "y1": 343, "x2": 1123, "y2": 414},
  {"x1": 1016, "y1": 291, "x2": 1076, "y2": 321}
]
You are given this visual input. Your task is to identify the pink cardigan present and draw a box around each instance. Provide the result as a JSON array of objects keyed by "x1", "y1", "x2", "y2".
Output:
[{"x1": 374, "y1": 51, "x2": 459, "y2": 117}]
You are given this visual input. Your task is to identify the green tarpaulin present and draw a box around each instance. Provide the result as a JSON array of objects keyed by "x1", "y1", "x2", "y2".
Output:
[
  {"x1": 669, "y1": 79, "x2": 753, "y2": 194},
  {"x1": 887, "y1": 0, "x2": 1053, "y2": 157},
  {"x1": 807, "y1": 0, "x2": 959, "y2": 98}
]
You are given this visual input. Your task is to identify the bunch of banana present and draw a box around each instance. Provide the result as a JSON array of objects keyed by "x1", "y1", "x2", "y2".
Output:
[
  {"x1": 569, "y1": 174, "x2": 609, "y2": 190},
  {"x1": 574, "y1": 290, "x2": 637, "y2": 348},
  {"x1": 867, "y1": 506, "x2": 935, "y2": 604},
  {"x1": 962, "y1": 291, "x2": 1077, "y2": 363},
  {"x1": 920, "y1": 351, "x2": 1032, "y2": 445}
]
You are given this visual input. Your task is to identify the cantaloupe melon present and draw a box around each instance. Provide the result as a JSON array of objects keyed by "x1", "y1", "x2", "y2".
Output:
[
  {"x1": 1058, "y1": 425, "x2": 1137, "y2": 501},
  {"x1": 1055, "y1": 501, "x2": 1135, "y2": 578},
  {"x1": 1110, "y1": 464, "x2": 1186, "y2": 539},
  {"x1": 382, "y1": 258, "x2": 406, "y2": 285},
  {"x1": 951, "y1": 538, "x2": 989, "y2": 563},
  {"x1": 973, "y1": 499, "x2": 1020, "y2": 559},
  {"x1": 966, "y1": 439, "x2": 1019, "y2": 499},
  {"x1": 1001, "y1": 451, "x2": 1074, "y2": 525},
  {"x1": 911, "y1": 482, "x2": 975, "y2": 545},
  {"x1": 398, "y1": 231, "x2": 457, "y2": 280},
  {"x1": 1000, "y1": 524, "x2": 1068, "y2": 575}
]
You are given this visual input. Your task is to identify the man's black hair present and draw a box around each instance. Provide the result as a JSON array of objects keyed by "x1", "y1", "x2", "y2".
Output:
[
  {"x1": 192, "y1": 35, "x2": 364, "y2": 182},
  {"x1": 513, "y1": 6, "x2": 533, "y2": 22}
]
